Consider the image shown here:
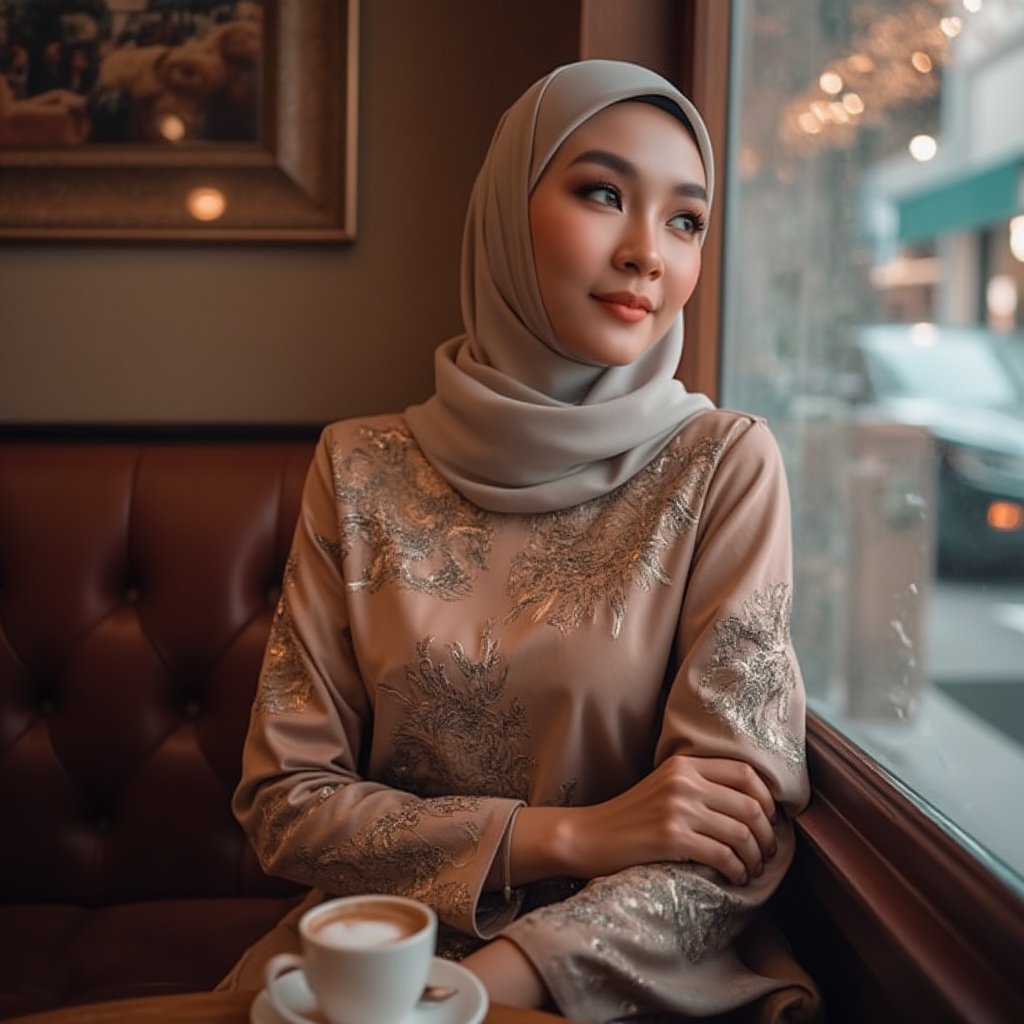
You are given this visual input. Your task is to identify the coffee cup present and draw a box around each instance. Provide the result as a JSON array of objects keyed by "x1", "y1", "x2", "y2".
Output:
[{"x1": 264, "y1": 894, "x2": 437, "y2": 1024}]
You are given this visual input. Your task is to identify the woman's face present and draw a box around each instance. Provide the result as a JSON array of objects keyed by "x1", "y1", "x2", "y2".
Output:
[{"x1": 529, "y1": 100, "x2": 708, "y2": 367}]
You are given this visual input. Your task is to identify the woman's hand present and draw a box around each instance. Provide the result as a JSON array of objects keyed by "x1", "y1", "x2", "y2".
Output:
[{"x1": 511, "y1": 756, "x2": 777, "y2": 888}]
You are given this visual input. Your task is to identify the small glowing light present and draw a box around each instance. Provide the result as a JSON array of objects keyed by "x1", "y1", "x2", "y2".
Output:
[
  {"x1": 987, "y1": 274, "x2": 1018, "y2": 319},
  {"x1": 909, "y1": 134, "x2": 938, "y2": 161},
  {"x1": 963, "y1": 0, "x2": 983, "y2": 13},
  {"x1": 158, "y1": 114, "x2": 187, "y2": 142},
  {"x1": 842, "y1": 92, "x2": 865, "y2": 115},
  {"x1": 186, "y1": 187, "x2": 227, "y2": 222},
  {"x1": 940, "y1": 16, "x2": 962, "y2": 37},
  {"x1": 819, "y1": 71, "x2": 844, "y2": 95},
  {"x1": 810, "y1": 100, "x2": 832, "y2": 122},
  {"x1": 988, "y1": 501, "x2": 1023, "y2": 532},
  {"x1": 829, "y1": 101, "x2": 850, "y2": 123},
  {"x1": 848, "y1": 53, "x2": 874, "y2": 74},
  {"x1": 909, "y1": 322, "x2": 938, "y2": 346},
  {"x1": 738, "y1": 145, "x2": 762, "y2": 178},
  {"x1": 1010, "y1": 216, "x2": 1024, "y2": 263},
  {"x1": 911, "y1": 51, "x2": 933, "y2": 73},
  {"x1": 797, "y1": 112, "x2": 822, "y2": 135}
]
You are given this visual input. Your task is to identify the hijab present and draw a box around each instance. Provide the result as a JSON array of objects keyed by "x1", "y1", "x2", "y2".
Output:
[{"x1": 404, "y1": 59, "x2": 715, "y2": 514}]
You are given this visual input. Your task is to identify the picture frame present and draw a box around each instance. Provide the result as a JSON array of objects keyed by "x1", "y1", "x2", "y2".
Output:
[{"x1": 0, "y1": 0, "x2": 359, "y2": 243}]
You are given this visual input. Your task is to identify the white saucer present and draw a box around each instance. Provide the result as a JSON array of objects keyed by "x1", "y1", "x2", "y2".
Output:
[{"x1": 250, "y1": 955, "x2": 488, "y2": 1024}]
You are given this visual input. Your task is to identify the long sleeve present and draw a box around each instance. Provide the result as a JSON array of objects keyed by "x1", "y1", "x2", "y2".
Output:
[
  {"x1": 232, "y1": 428, "x2": 523, "y2": 938},
  {"x1": 501, "y1": 416, "x2": 815, "y2": 1023}
]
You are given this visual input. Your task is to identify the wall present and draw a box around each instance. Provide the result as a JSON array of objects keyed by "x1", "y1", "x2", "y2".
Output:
[{"x1": 0, "y1": 0, "x2": 579, "y2": 427}]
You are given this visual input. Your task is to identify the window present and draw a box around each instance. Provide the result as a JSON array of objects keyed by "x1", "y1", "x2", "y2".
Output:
[{"x1": 721, "y1": 0, "x2": 1024, "y2": 896}]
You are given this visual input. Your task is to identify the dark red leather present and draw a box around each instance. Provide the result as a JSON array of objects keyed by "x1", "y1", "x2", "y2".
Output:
[{"x1": 0, "y1": 437, "x2": 315, "y2": 1018}]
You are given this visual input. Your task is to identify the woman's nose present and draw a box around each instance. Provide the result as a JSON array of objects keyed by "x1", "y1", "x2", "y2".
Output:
[{"x1": 613, "y1": 219, "x2": 663, "y2": 278}]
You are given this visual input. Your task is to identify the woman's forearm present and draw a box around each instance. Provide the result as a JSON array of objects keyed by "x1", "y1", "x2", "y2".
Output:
[
  {"x1": 487, "y1": 755, "x2": 778, "y2": 892},
  {"x1": 461, "y1": 937, "x2": 550, "y2": 1009}
]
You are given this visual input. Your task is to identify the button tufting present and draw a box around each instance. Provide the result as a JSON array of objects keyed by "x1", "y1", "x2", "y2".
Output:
[
  {"x1": 37, "y1": 698, "x2": 55, "y2": 717},
  {"x1": 184, "y1": 700, "x2": 202, "y2": 719},
  {"x1": 125, "y1": 587, "x2": 141, "y2": 604}
]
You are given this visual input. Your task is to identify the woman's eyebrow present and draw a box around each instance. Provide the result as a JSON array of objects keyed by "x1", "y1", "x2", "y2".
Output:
[{"x1": 568, "y1": 148, "x2": 707, "y2": 201}]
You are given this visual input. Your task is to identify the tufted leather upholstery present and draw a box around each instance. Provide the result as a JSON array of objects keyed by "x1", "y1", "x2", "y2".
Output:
[{"x1": 0, "y1": 435, "x2": 316, "y2": 1019}]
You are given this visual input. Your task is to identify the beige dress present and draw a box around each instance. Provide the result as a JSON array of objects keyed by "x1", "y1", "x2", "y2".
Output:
[{"x1": 229, "y1": 408, "x2": 816, "y2": 1023}]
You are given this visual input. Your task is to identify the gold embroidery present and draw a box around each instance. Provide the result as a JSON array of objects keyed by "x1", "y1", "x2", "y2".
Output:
[
  {"x1": 252, "y1": 784, "x2": 341, "y2": 870},
  {"x1": 699, "y1": 583, "x2": 806, "y2": 769},
  {"x1": 282, "y1": 552, "x2": 299, "y2": 586},
  {"x1": 314, "y1": 533, "x2": 343, "y2": 568},
  {"x1": 330, "y1": 424, "x2": 494, "y2": 599},
  {"x1": 528, "y1": 863, "x2": 741, "y2": 965},
  {"x1": 557, "y1": 779, "x2": 578, "y2": 807},
  {"x1": 507, "y1": 435, "x2": 723, "y2": 637},
  {"x1": 293, "y1": 796, "x2": 485, "y2": 921},
  {"x1": 379, "y1": 626, "x2": 534, "y2": 799},
  {"x1": 436, "y1": 927, "x2": 483, "y2": 961},
  {"x1": 255, "y1": 596, "x2": 314, "y2": 715}
]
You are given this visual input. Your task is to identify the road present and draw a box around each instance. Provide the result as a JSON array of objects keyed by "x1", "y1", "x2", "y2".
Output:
[{"x1": 928, "y1": 580, "x2": 1024, "y2": 745}]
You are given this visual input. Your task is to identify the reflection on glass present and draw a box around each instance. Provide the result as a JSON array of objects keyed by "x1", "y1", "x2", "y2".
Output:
[{"x1": 723, "y1": 0, "x2": 1024, "y2": 893}]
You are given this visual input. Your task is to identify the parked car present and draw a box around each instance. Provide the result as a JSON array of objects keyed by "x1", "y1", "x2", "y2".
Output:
[{"x1": 846, "y1": 324, "x2": 1024, "y2": 577}]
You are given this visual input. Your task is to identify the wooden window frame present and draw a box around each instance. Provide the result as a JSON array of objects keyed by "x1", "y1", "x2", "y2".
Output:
[{"x1": 579, "y1": 2, "x2": 1024, "y2": 1018}]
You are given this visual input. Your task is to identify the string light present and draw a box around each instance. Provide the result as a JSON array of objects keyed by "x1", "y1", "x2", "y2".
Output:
[
  {"x1": 783, "y1": 4, "x2": 952, "y2": 153},
  {"x1": 1010, "y1": 216, "x2": 1024, "y2": 263},
  {"x1": 909, "y1": 133, "x2": 938, "y2": 160}
]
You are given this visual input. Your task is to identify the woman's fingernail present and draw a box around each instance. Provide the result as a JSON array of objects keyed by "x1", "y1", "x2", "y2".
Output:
[{"x1": 738, "y1": 871, "x2": 749, "y2": 886}]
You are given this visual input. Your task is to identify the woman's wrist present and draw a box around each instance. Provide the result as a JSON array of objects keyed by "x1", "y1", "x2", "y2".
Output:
[{"x1": 508, "y1": 805, "x2": 579, "y2": 884}]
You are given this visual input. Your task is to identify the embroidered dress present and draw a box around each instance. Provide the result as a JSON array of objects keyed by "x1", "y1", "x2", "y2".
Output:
[{"x1": 231, "y1": 407, "x2": 811, "y2": 1023}]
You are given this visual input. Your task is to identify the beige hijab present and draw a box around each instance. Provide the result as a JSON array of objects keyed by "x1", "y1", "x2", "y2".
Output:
[{"x1": 405, "y1": 60, "x2": 715, "y2": 514}]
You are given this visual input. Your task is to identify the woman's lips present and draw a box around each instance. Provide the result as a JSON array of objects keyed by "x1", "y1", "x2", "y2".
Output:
[{"x1": 592, "y1": 292, "x2": 653, "y2": 323}]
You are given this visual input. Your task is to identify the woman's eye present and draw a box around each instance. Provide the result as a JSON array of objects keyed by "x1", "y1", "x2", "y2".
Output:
[
  {"x1": 579, "y1": 183, "x2": 621, "y2": 208},
  {"x1": 669, "y1": 211, "x2": 707, "y2": 235}
]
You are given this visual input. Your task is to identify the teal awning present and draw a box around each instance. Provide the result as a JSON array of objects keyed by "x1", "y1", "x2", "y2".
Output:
[{"x1": 897, "y1": 156, "x2": 1023, "y2": 242}]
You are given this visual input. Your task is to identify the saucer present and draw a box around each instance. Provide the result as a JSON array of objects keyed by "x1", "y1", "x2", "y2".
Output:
[{"x1": 250, "y1": 955, "x2": 488, "y2": 1024}]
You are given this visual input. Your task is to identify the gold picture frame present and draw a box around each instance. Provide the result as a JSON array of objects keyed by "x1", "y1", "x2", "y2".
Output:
[{"x1": 0, "y1": 0, "x2": 359, "y2": 242}]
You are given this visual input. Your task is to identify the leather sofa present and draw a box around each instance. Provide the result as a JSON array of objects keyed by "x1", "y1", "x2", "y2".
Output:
[{"x1": 0, "y1": 431, "x2": 316, "y2": 1019}]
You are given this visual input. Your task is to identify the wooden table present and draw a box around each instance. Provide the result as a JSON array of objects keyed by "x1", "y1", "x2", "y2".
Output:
[{"x1": 3, "y1": 990, "x2": 569, "y2": 1023}]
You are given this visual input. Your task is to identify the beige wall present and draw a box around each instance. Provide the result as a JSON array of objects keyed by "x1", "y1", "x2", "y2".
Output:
[{"x1": 0, "y1": 0, "x2": 579, "y2": 426}]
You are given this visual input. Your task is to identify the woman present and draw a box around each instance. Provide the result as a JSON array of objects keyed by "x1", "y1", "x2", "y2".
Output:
[{"x1": 228, "y1": 59, "x2": 818, "y2": 1022}]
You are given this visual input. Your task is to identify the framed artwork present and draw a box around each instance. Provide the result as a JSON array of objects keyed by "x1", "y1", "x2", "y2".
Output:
[{"x1": 0, "y1": 0, "x2": 359, "y2": 242}]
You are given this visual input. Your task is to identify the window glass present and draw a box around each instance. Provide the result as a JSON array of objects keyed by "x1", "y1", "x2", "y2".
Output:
[{"x1": 722, "y1": 0, "x2": 1024, "y2": 893}]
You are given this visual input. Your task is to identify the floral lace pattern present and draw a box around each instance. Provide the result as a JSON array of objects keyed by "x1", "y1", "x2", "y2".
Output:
[
  {"x1": 528, "y1": 862, "x2": 741, "y2": 965},
  {"x1": 329, "y1": 424, "x2": 495, "y2": 600},
  {"x1": 379, "y1": 625, "x2": 534, "y2": 799},
  {"x1": 252, "y1": 783, "x2": 341, "y2": 871},
  {"x1": 699, "y1": 582, "x2": 806, "y2": 769},
  {"x1": 293, "y1": 795, "x2": 486, "y2": 921},
  {"x1": 507, "y1": 435, "x2": 723, "y2": 636},
  {"x1": 256, "y1": 598, "x2": 314, "y2": 715}
]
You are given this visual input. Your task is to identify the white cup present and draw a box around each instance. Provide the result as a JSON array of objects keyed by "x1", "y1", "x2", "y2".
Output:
[{"x1": 264, "y1": 894, "x2": 438, "y2": 1024}]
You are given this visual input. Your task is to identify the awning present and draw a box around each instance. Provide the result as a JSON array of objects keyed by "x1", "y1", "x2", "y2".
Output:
[{"x1": 897, "y1": 155, "x2": 1024, "y2": 243}]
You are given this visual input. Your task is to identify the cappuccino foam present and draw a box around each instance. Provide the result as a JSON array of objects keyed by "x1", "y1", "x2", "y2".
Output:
[
  {"x1": 317, "y1": 918, "x2": 407, "y2": 948},
  {"x1": 310, "y1": 900, "x2": 426, "y2": 950}
]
